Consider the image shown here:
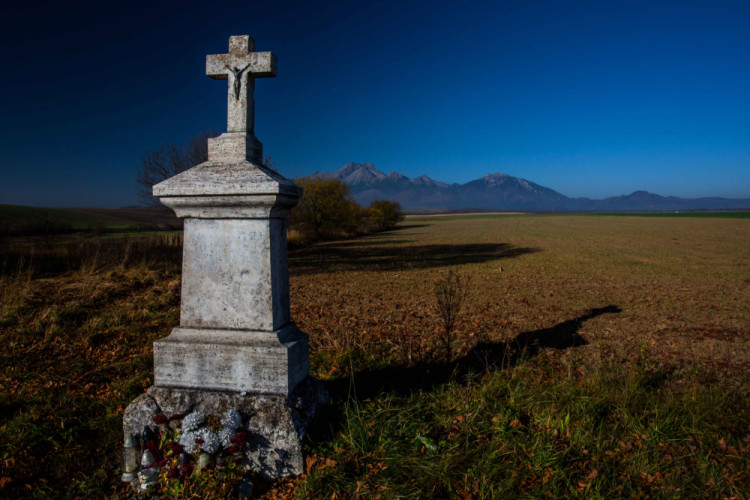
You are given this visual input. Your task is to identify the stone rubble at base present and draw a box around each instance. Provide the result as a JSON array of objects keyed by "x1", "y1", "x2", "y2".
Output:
[{"x1": 123, "y1": 378, "x2": 327, "y2": 483}]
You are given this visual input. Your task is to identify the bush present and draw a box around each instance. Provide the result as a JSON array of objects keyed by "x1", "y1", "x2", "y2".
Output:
[
  {"x1": 288, "y1": 178, "x2": 404, "y2": 244},
  {"x1": 367, "y1": 200, "x2": 403, "y2": 228},
  {"x1": 289, "y1": 178, "x2": 362, "y2": 238}
]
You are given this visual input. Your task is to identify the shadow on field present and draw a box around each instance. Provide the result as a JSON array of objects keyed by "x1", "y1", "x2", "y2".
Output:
[
  {"x1": 290, "y1": 240, "x2": 539, "y2": 274},
  {"x1": 319, "y1": 305, "x2": 622, "y2": 404}
]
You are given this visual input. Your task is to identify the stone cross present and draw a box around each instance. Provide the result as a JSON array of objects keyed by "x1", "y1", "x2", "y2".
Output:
[
  {"x1": 125, "y1": 35, "x2": 325, "y2": 482},
  {"x1": 206, "y1": 35, "x2": 277, "y2": 135}
]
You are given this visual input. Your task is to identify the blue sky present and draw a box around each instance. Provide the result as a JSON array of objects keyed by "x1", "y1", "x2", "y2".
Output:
[{"x1": 1, "y1": 0, "x2": 749, "y2": 207}]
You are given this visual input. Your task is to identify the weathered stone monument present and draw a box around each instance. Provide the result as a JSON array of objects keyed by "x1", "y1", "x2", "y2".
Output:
[{"x1": 122, "y1": 35, "x2": 326, "y2": 486}]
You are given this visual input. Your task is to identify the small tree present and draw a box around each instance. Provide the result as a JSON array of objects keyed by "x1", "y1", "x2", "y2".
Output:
[
  {"x1": 367, "y1": 200, "x2": 403, "y2": 228},
  {"x1": 136, "y1": 131, "x2": 217, "y2": 206},
  {"x1": 434, "y1": 269, "x2": 469, "y2": 362},
  {"x1": 289, "y1": 178, "x2": 361, "y2": 237}
]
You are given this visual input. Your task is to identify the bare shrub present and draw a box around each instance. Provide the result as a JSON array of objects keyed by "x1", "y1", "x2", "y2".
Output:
[
  {"x1": 434, "y1": 269, "x2": 469, "y2": 362},
  {"x1": 136, "y1": 131, "x2": 217, "y2": 206}
]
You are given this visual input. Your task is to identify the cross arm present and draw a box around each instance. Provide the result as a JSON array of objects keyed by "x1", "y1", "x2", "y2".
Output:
[{"x1": 206, "y1": 52, "x2": 278, "y2": 80}]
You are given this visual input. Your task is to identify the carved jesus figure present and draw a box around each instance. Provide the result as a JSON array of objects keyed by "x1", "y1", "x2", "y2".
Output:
[
  {"x1": 229, "y1": 64, "x2": 251, "y2": 100},
  {"x1": 206, "y1": 36, "x2": 277, "y2": 134}
]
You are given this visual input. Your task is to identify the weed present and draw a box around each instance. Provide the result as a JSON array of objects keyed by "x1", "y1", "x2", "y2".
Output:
[{"x1": 434, "y1": 269, "x2": 469, "y2": 362}]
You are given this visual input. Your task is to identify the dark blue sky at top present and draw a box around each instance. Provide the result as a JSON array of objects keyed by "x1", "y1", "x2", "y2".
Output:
[{"x1": 1, "y1": 0, "x2": 748, "y2": 207}]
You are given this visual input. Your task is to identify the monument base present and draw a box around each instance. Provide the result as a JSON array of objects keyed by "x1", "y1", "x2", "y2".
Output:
[
  {"x1": 122, "y1": 377, "x2": 327, "y2": 482},
  {"x1": 153, "y1": 325, "x2": 309, "y2": 395}
]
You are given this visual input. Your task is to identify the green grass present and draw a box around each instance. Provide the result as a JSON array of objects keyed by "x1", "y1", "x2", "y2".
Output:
[{"x1": 299, "y1": 358, "x2": 749, "y2": 499}]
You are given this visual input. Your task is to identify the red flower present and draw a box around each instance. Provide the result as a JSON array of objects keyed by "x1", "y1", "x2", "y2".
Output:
[
  {"x1": 226, "y1": 445, "x2": 239, "y2": 454},
  {"x1": 217, "y1": 460, "x2": 228, "y2": 468},
  {"x1": 194, "y1": 438, "x2": 204, "y2": 445},
  {"x1": 152, "y1": 414, "x2": 169, "y2": 425},
  {"x1": 168, "y1": 442, "x2": 185, "y2": 454},
  {"x1": 230, "y1": 432, "x2": 249, "y2": 444},
  {"x1": 180, "y1": 464, "x2": 194, "y2": 477},
  {"x1": 166, "y1": 468, "x2": 180, "y2": 479},
  {"x1": 169, "y1": 413, "x2": 183, "y2": 421},
  {"x1": 157, "y1": 459, "x2": 167, "y2": 467}
]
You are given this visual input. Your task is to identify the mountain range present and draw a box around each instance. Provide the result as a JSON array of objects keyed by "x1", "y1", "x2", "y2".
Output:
[{"x1": 311, "y1": 162, "x2": 750, "y2": 212}]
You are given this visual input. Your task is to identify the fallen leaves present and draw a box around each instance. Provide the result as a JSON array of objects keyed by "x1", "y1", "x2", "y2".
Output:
[{"x1": 305, "y1": 454, "x2": 338, "y2": 474}]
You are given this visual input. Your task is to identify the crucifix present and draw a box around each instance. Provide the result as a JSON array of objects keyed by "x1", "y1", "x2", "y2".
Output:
[
  {"x1": 206, "y1": 35, "x2": 277, "y2": 135},
  {"x1": 127, "y1": 34, "x2": 323, "y2": 484}
]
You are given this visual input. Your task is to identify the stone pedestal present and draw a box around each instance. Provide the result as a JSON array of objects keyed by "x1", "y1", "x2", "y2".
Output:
[
  {"x1": 122, "y1": 158, "x2": 326, "y2": 483},
  {"x1": 150, "y1": 158, "x2": 308, "y2": 395}
]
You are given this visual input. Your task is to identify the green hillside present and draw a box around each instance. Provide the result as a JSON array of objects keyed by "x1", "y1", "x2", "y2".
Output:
[{"x1": 0, "y1": 204, "x2": 136, "y2": 232}]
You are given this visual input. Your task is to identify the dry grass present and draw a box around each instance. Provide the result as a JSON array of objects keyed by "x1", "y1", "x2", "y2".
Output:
[{"x1": 0, "y1": 215, "x2": 748, "y2": 498}]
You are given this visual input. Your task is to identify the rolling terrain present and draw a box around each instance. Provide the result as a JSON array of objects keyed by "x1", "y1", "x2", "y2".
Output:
[{"x1": 0, "y1": 204, "x2": 181, "y2": 234}]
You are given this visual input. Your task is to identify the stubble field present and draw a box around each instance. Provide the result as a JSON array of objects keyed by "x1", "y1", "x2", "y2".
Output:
[
  {"x1": 292, "y1": 214, "x2": 750, "y2": 376},
  {"x1": 0, "y1": 214, "x2": 748, "y2": 498}
]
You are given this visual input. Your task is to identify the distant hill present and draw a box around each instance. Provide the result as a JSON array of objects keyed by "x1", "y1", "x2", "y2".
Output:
[
  {"x1": 0, "y1": 205, "x2": 180, "y2": 235},
  {"x1": 75, "y1": 207, "x2": 180, "y2": 228},
  {"x1": 312, "y1": 163, "x2": 750, "y2": 211}
]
